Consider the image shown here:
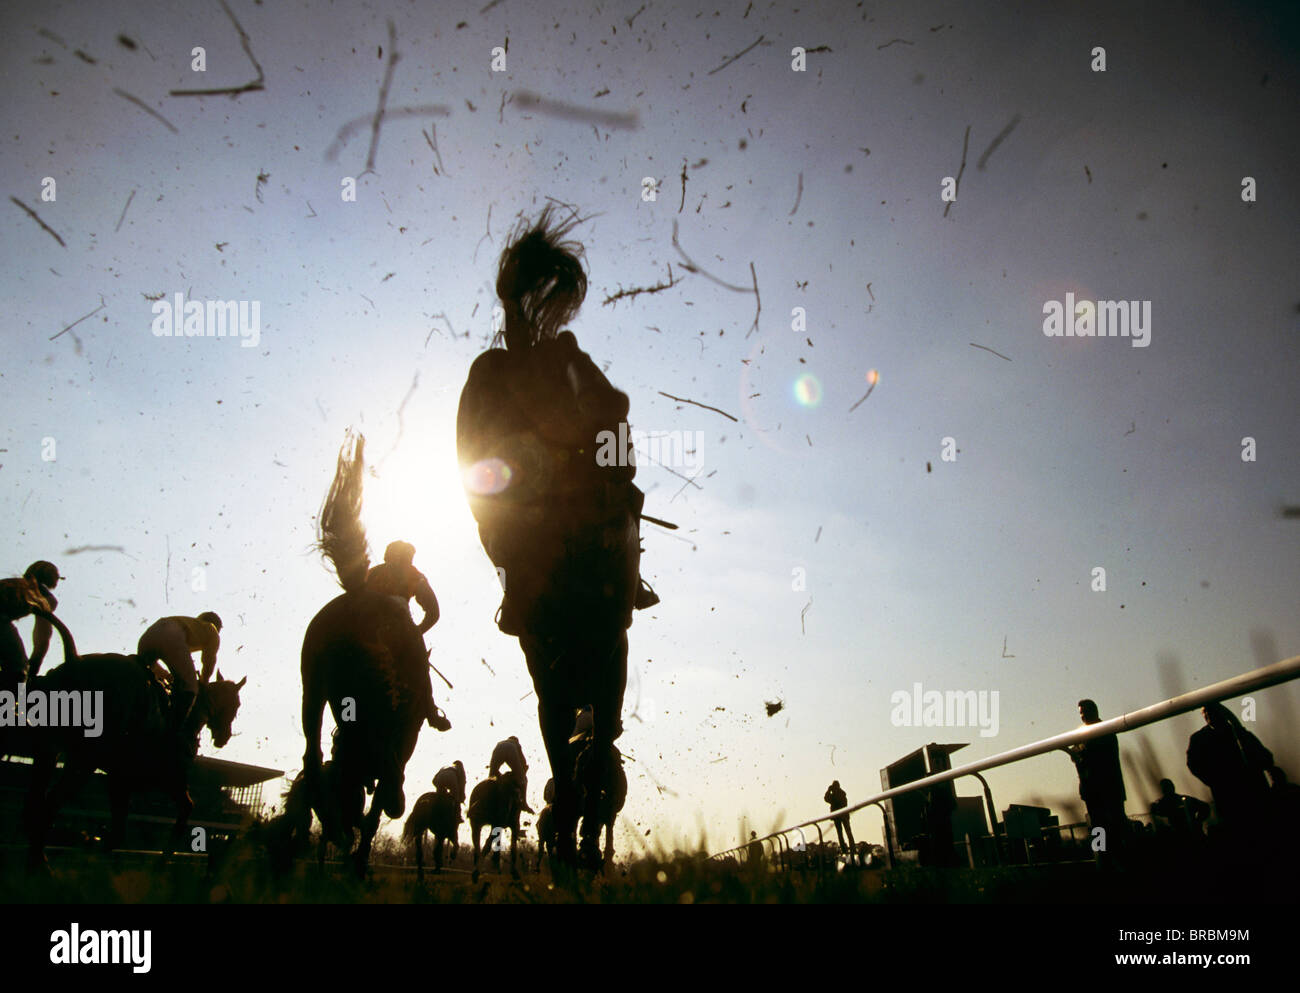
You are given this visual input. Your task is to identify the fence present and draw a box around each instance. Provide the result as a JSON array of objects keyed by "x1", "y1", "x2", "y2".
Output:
[{"x1": 711, "y1": 654, "x2": 1300, "y2": 868}]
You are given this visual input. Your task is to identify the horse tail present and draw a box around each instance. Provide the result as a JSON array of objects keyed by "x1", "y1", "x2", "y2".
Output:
[
  {"x1": 315, "y1": 431, "x2": 371, "y2": 593},
  {"x1": 402, "y1": 798, "x2": 427, "y2": 842},
  {"x1": 495, "y1": 205, "x2": 588, "y2": 349}
]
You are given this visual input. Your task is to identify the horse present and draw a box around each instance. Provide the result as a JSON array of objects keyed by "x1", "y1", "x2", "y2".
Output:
[
  {"x1": 24, "y1": 652, "x2": 244, "y2": 865},
  {"x1": 543, "y1": 739, "x2": 627, "y2": 869},
  {"x1": 403, "y1": 790, "x2": 460, "y2": 879},
  {"x1": 576, "y1": 742, "x2": 628, "y2": 867},
  {"x1": 457, "y1": 207, "x2": 646, "y2": 871},
  {"x1": 293, "y1": 433, "x2": 441, "y2": 879},
  {"x1": 467, "y1": 769, "x2": 524, "y2": 881},
  {"x1": 536, "y1": 802, "x2": 556, "y2": 870}
]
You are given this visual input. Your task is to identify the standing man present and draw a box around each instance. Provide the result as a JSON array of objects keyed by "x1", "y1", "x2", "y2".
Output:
[
  {"x1": 1067, "y1": 699, "x2": 1128, "y2": 859},
  {"x1": 1187, "y1": 701, "x2": 1273, "y2": 839},
  {"x1": 824, "y1": 780, "x2": 858, "y2": 866}
]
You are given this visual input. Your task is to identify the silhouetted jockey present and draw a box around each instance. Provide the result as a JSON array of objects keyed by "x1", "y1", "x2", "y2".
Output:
[
  {"x1": 489, "y1": 736, "x2": 533, "y2": 813},
  {"x1": 1187, "y1": 702, "x2": 1273, "y2": 835},
  {"x1": 434, "y1": 760, "x2": 467, "y2": 806},
  {"x1": 0, "y1": 561, "x2": 62, "y2": 682},
  {"x1": 21, "y1": 561, "x2": 61, "y2": 679},
  {"x1": 364, "y1": 540, "x2": 449, "y2": 730},
  {"x1": 366, "y1": 541, "x2": 441, "y2": 634},
  {"x1": 824, "y1": 780, "x2": 858, "y2": 865},
  {"x1": 137, "y1": 612, "x2": 222, "y2": 737},
  {"x1": 1067, "y1": 699, "x2": 1128, "y2": 855},
  {"x1": 1149, "y1": 778, "x2": 1210, "y2": 837},
  {"x1": 456, "y1": 209, "x2": 657, "y2": 658}
]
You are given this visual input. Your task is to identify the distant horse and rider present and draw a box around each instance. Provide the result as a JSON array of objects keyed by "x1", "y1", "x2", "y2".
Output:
[
  {"x1": 537, "y1": 708, "x2": 627, "y2": 870},
  {"x1": 457, "y1": 206, "x2": 658, "y2": 871},
  {"x1": 403, "y1": 761, "x2": 466, "y2": 878},
  {"x1": 278, "y1": 433, "x2": 452, "y2": 879}
]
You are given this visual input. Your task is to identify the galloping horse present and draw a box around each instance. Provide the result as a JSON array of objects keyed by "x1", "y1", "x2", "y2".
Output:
[
  {"x1": 575, "y1": 741, "x2": 628, "y2": 867},
  {"x1": 24, "y1": 652, "x2": 244, "y2": 865},
  {"x1": 295, "y1": 433, "x2": 440, "y2": 878},
  {"x1": 403, "y1": 790, "x2": 461, "y2": 878},
  {"x1": 536, "y1": 802, "x2": 556, "y2": 870},
  {"x1": 540, "y1": 739, "x2": 628, "y2": 869},
  {"x1": 457, "y1": 207, "x2": 648, "y2": 871},
  {"x1": 467, "y1": 769, "x2": 524, "y2": 881}
]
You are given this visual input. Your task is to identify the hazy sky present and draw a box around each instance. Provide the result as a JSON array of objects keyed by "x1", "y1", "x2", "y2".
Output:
[{"x1": 3, "y1": 0, "x2": 1298, "y2": 855}]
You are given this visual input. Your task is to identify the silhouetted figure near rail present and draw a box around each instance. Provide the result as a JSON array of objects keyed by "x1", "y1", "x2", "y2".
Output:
[
  {"x1": 824, "y1": 780, "x2": 858, "y2": 866},
  {"x1": 748, "y1": 831, "x2": 764, "y2": 866},
  {"x1": 1187, "y1": 702, "x2": 1273, "y2": 842},
  {"x1": 1150, "y1": 777, "x2": 1210, "y2": 837},
  {"x1": 1149, "y1": 777, "x2": 1209, "y2": 861},
  {"x1": 457, "y1": 206, "x2": 657, "y2": 870},
  {"x1": 1067, "y1": 699, "x2": 1128, "y2": 861},
  {"x1": 137, "y1": 612, "x2": 224, "y2": 739}
]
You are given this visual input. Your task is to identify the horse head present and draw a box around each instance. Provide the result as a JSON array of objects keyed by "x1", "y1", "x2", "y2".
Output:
[{"x1": 201, "y1": 671, "x2": 247, "y2": 748}]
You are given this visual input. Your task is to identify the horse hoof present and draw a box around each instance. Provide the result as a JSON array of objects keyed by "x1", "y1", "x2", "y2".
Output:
[{"x1": 472, "y1": 869, "x2": 480, "y2": 883}]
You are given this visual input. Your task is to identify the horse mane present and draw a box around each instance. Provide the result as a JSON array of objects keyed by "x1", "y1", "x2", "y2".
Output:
[
  {"x1": 315, "y1": 432, "x2": 371, "y2": 593},
  {"x1": 495, "y1": 205, "x2": 588, "y2": 349}
]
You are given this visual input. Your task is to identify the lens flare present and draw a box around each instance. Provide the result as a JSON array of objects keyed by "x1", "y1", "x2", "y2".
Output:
[
  {"x1": 792, "y1": 373, "x2": 822, "y2": 408},
  {"x1": 866, "y1": 368, "x2": 879, "y2": 386},
  {"x1": 463, "y1": 457, "x2": 513, "y2": 496}
]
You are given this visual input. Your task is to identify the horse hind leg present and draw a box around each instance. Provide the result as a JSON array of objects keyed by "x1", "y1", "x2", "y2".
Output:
[
  {"x1": 164, "y1": 786, "x2": 195, "y2": 858},
  {"x1": 471, "y1": 822, "x2": 483, "y2": 883},
  {"x1": 24, "y1": 747, "x2": 64, "y2": 868},
  {"x1": 107, "y1": 775, "x2": 132, "y2": 854},
  {"x1": 510, "y1": 821, "x2": 520, "y2": 880}
]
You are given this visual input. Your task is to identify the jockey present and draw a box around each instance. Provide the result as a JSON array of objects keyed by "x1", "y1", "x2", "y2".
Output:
[
  {"x1": 0, "y1": 563, "x2": 61, "y2": 683},
  {"x1": 365, "y1": 540, "x2": 450, "y2": 731},
  {"x1": 433, "y1": 760, "x2": 467, "y2": 806},
  {"x1": 22, "y1": 561, "x2": 62, "y2": 679},
  {"x1": 366, "y1": 541, "x2": 441, "y2": 634},
  {"x1": 488, "y1": 735, "x2": 533, "y2": 813},
  {"x1": 137, "y1": 612, "x2": 222, "y2": 736}
]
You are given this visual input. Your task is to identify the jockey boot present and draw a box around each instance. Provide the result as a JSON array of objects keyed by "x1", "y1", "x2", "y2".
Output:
[
  {"x1": 427, "y1": 696, "x2": 451, "y2": 732},
  {"x1": 634, "y1": 576, "x2": 659, "y2": 610}
]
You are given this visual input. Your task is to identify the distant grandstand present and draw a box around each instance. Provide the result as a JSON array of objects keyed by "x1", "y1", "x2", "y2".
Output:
[{"x1": 0, "y1": 753, "x2": 283, "y2": 850}]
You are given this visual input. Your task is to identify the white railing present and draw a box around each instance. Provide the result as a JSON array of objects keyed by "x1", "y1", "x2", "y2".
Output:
[{"x1": 712, "y1": 654, "x2": 1300, "y2": 865}]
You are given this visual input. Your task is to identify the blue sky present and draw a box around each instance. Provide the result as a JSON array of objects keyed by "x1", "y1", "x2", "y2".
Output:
[{"x1": 3, "y1": 0, "x2": 1298, "y2": 855}]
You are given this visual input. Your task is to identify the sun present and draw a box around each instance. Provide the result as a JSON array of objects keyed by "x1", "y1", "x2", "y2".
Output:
[{"x1": 358, "y1": 431, "x2": 479, "y2": 566}]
